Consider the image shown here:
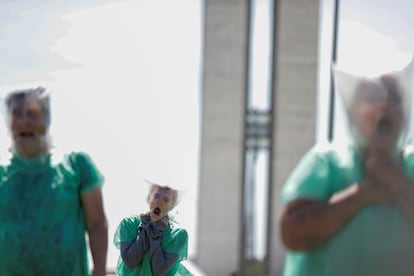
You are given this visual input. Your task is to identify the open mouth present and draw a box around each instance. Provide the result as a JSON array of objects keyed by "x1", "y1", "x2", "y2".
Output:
[
  {"x1": 19, "y1": 131, "x2": 35, "y2": 138},
  {"x1": 377, "y1": 118, "x2": 392, "y2": 135},
  {"x1": 17, "y1": 131, "x2": 36, "y2": 141},
  {"x1": 153, "y1": 207, "x2": 161, "y2": 216}
]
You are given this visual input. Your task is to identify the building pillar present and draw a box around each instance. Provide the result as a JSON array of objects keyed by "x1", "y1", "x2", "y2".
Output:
[
  {"x1": 196, "y1": 1, "x2": 250, "y2": 275},
  {"x1": 269, "y1": 0, "x2": 321, "y2": 274}
]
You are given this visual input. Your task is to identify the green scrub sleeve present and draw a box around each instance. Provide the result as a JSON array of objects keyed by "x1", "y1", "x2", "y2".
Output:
[
  {"x1": 281, "y1": 145, "x2": 333, "y2": 205},
  {"x1": 69, "y1": 152, "x2": 104, "y2": 194},
  {"x1": 114, "y1": 217, "x2": 140, "y2": 249}
]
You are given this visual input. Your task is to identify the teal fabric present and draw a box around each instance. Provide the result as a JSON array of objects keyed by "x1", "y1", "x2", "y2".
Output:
[
  {"x1": 114, "y1": 215, "x2": 191, "y2": 276},
  {"x1": 0, "y1": 151, "x2": 104, "y2": 276},
  {"x1": 281, "y1": 142, "x2": 414, "y2": 276}
]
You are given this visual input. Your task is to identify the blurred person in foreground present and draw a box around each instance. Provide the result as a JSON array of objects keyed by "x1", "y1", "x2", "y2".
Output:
[
  {"x1": 0, "y1": 87, "x2": 108, "y2": 275},
  {"x1": 114, "y1": 180, "x2": 191, "y2": 276},
  {"x1": 279, "y1": 58, "x2": 414, "y2": 276}
]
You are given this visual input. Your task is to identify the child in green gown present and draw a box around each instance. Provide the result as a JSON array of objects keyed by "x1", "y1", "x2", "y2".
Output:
[{"x1": 114, "y1": 181, "x2": 191, "y2": 276}]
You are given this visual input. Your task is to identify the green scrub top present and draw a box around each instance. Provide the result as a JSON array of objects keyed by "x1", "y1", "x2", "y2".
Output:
[
  {"x1": 114, "y1": 215, "x2": 191, "y2": 276},
  {"x1": 281, "y1": 142, "x2": 414, "y2": 276},
  {"x1": 0, "y1": 151, "x2": 104, "y2": 276}
]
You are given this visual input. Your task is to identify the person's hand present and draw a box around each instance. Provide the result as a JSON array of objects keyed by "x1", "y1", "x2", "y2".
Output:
[
  {"x1": 363, "y1": 150, "x2": 408, "y2": 194},
  {"x1": 148, "y1": 216, "x2": 169, "y2": 239},
  {"x1": 136, "y1": 222, "x2": 151, "y2": 252},
  {"x1": 356, "y1": 178, "x2": 394, "y2": 205},
  {"x1": 139, "y1": 213, "x2": 152, "y2": 230}
]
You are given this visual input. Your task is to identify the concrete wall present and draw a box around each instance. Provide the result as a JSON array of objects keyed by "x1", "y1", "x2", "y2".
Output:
[
  {"x1": 196, "y1": 1, "x2": 249, "y2": 275},
  {"x1": 197, "y1": 0, "x2": 321, "y2": 275},
  {"x1": 269, "y1": 0, "x2": 321, "y2": 274}
]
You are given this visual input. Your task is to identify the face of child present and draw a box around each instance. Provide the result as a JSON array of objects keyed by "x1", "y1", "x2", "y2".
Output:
[
  {"x1": 351, "y1": 78, "x2": 404, "y2": 151},
  {"x1": 148, "y1": 185, "x2": 175, "y2": 221},
  {"x1": 8, "y1": 95, "x2": 49, "y2": 157}
]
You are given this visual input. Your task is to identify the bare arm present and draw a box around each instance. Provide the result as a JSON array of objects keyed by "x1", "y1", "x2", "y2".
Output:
[
  {"x1": 81, "y1": 186, "x2": 108, "y2": 276},
  {"x1": 280, "y1": 180, "x2": 391, "y2": 251}
]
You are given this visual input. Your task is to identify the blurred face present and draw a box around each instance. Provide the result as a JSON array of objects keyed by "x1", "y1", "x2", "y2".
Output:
[
  {"x1": 8, "y1": 95, "x2": 49, "y2": 157},
  {"x1": 351, "y1": 79, "x2": 403, "y2": 151},
  {"x1": 148, "y1": 185, "x2": 175, "y2": 221}
]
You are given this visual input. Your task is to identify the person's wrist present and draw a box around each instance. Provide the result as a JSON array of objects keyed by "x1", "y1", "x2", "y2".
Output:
[
  {"x1": 149, "y1": 236, "x2": 162, "y2": 247},
  {"x1": 91, "y1": 266, "x2": 106, "y2": 276},
  {"x1": 330, "y1": 183, "x2": 355, "y2": 200},
  {"x1": 391, "y1": 174, "x2": 411, "y2": 194},
  {"x1": 332, "y1": 183, "x2": 367, "y2": 208},
  {"x1": 352, "y1": 183, "x2": 370, "y2": 206},
  {"x1": 155, "y1": 217, "x2": 168, "y2": 227}
]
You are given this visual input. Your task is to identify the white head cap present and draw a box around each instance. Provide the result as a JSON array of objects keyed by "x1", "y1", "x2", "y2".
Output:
[
  {"x1": 333, "y1": 57, "x2": 413, "y2": 148},
  {"x1": 144, "y1": 178, "x2": 185, "y2": 210}
]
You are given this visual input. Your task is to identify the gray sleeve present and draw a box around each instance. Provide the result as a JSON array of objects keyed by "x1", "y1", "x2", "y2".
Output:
[
  {"x1": 149, "y1": 237, "x2": 179, "y2": 276},
  {"x1": 120, "y1": 229, "x2": 149, "y2": 269}
]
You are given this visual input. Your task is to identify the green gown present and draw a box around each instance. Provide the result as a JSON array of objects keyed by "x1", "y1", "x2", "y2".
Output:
[
  {"x1": 0, "y1": 151, "x2": 104, "y2": 276},
  {"x1": 282, "y1": 142, "x2": 414, "y2": 276},
  {"x1": 114, "y1": 215, "x2": 191, "y2": 276}
]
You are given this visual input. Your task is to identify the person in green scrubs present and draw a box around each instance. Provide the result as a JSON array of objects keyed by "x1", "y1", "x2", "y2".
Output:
[
  {"x1": 0, "y1": 87, "x2": 108, "y2": 275},
  {"x1": 279, "y1": 60, "x2": 414, "y2": 276},
  {"x1": 114, "y1": 181, "x2": 191, "y2": 276}
]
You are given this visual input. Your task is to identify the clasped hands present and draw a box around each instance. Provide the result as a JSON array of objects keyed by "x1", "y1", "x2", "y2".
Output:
[
  {"x1": 139, "y1": 213, "x2": 169, "y2": 240},
  {"x1": 359, "y1": 150, "x2": 411, "y2": 204}
]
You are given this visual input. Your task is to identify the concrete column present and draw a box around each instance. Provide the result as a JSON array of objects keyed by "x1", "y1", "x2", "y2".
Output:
[
  {"x1": 269, "y1": 0, "x2": 321, "y2": 275},
  {"x1": 196, "y1": 1, "x2": 250, "y2": 275}
]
